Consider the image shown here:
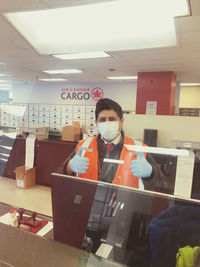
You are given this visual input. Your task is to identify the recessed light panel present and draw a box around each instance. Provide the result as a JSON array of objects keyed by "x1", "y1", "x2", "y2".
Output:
[
  {"x1": 0, "y1": 80, "x2": 10, "y2": 82},
  {"x1": 0, "y1": 74, "x2": 10, "y2": 76},
  {"x1": 39, "y1": 78, "x2": 67, "y2": 82},
  {"x1": 107, "y1": 76, "x2": 138, "y2": 80},
  {"x1": 0, "y1": 84, "x2": 12, "y2": 87},
  {"x1": 53, "y1": 51, "x2": 111, "y2": 60},
  {"x1": 180, "y1": 83, "x2": 200, "y2": 86},
  {"x1": 4, "y1": 0, "x2": 188, "y2": 55},
  {"x1": 43, "y1": 69, "x2": 82, "y2": 74}
]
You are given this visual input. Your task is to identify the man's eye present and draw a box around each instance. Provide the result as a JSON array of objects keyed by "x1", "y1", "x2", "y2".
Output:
[
  {"x1": 109, "y1": 117, "x2": 116, "y2": 121},
  {"x1": 99, "y1": 118, "x2": 106, "y2": 122}
]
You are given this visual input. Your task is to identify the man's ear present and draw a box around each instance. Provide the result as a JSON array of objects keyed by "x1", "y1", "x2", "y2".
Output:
[{"x1": 121, "y1": 118, "x2": 124, "y2": 124}]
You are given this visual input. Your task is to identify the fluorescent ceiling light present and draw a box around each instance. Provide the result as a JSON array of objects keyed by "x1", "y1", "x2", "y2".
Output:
[
  {"x1": 0, "y1": 80, "x2": 11, "y2": 82},
  {"x1": 4, "y1": 0, "x2": 189, "y2": 55},
  {"x1": 39, "y1": 78, "x2": 67, "y2": 82},
  {"x1": 0, "y1": 84, "x2": 12, "y2": 87},
  {"x1": 0, "y1": 74, "x2": 10, "y2": 76},
  {"x1": 53, "y1": 51, "x2": 111, "y2": 60},
  {"x1": 180, "y1": 83, "x2": 200, "y2": 86},
  {"x1": 0, "y1": 88, "x2": 10, "y2": 91},
  {"x1": 43, "y1": 69, "x2": 82, "y2": 74},
  {"x1": 0, "y1": 85, "x2": 11, "y2": 90},
  {"x1": 0, "y1": 83, "x2": 12, "y2": 87},
  {"x1": 107, "y1": 76, "x2": 138, "y2": 80},
  {"x1": 173, "y1": 0, "x2": 190, "y2": 17}
]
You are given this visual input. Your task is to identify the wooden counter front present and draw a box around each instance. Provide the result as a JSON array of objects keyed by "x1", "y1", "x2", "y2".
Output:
[
  {"x1": 35, "y1": 139, "x2": 77, "y2": 186},
  {"x1": 3, "y1": 137, "x2": 77, "y2": 186}
]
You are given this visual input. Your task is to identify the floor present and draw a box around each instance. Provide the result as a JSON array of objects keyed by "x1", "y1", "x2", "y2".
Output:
[{"x1": 0, "y1": 177, "x2": 52, "y2": 216}]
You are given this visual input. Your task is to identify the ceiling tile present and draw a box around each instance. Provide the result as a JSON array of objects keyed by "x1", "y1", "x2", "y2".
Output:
[
  {"x1": 0, "y1": 0, "x2": 47, "y2": 12},
  {"x1": 180, "y1": 31, "x2": 200, "y2": 44},
  {"x1": 190, "y1": 0, "x2": 200, "y2": 16},
  {"x1": 40, "y1": 0, "x2": 117, "y2": 8},
  {"x1": 0, "y1": 0, "x2": 199, "y2": 83},
  {"x1": 175, "y1": 16, "x2": 200, "y2": 33}
]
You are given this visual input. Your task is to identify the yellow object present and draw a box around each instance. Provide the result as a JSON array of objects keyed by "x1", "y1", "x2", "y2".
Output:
[{"x1": 176, "y1": 246, "x2": 199, "y2": 267}]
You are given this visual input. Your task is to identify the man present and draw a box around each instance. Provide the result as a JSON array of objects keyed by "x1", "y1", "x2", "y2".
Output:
[{"x1": 58, "y1": 98, "x2": 167, "y2": 191}]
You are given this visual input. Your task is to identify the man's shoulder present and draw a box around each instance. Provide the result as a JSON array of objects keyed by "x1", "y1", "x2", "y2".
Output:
[
  {"x1": 124, "y1": 136, "x2": 147, "y2": 146},
  {"x1": 124, "y1": 135, "x2": 135, "y2": 143},
  {"x1": 78, "y1": 135, "x2": 98, "y2": 146}
]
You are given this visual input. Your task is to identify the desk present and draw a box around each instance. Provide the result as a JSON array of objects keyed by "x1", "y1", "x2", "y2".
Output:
[
  {"x1": 51, "y1": 173, "x2": 200, "y2": 267},
  {"x1": 3, "y1": 136, "x2": 77, "y2": 186},
  {"x1": 0, "y1": 177, "x2": 52, "y2": 216},
  {"x1": 0, "y1": 178, "x2": 126, "y2": 267}
]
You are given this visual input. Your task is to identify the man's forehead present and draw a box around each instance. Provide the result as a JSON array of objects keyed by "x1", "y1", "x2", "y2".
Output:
[
  {"x1": 98, "y1": 114, "x2": 117, "y2": 118},
  {"x1": 98, "y1": 109, "x2": 118, "y2": 116}
]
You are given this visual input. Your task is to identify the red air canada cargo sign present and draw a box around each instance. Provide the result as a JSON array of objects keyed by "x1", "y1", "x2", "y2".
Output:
[{"x1": 61, "y1": 87, "x2": 104, "y2": 101}]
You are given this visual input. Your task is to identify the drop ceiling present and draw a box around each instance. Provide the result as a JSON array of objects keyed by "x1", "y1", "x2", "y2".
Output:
[{"x1": 0, "y1": 0, "x2": 199, "y2": 85}]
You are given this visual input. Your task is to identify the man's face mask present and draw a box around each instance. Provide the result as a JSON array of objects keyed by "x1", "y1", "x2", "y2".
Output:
[{"x1": 97, "y1": 121, "x2": 120, "y2": 142}]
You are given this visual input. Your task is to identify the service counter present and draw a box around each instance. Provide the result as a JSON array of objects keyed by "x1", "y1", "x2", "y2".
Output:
[
  {"x1": 2, "y1": 135, "x2": 200, "y2": 196},
  {"x1": 0, "y1": 172, "x2": 200, "y2": 267},
  {"x1": 3, "y1": 136, "x2": 77, "y2": 186},
  {"x1": 0, "y1": 179, "x2": 126, "y2": 267},
  {"x1": 50, "y1": 173, "x2": 200, "y2": 267}
]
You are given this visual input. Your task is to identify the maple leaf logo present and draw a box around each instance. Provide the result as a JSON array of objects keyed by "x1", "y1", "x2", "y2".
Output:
[{"x1": 91, "y1": 87, "x2": 104, "y2": 101}]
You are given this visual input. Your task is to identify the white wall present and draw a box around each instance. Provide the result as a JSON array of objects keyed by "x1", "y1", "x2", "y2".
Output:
[
  {"x1": 13, "y1": 81, "x2": 137, "y2": 111},
  {"x1": 123, "y1": 114, "x2": 200, "y2": 147},
  {"x1": 13, "y1": 81, "x2": 200, "y2": 148},
  {"x1": 180, "y1": 86, "x2": 200, "y2": 108}
]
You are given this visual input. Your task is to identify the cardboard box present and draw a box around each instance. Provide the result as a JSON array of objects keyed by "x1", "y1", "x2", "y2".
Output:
[
  {"x1": 15, "y1": 165, "x2": 36, "y2": 189},
  {"x1": 62, "y1": 121, "x2": 81, "y2": 141},
  {"x1": 18, "y1": 126, "x2": 49, "y2": 140}
]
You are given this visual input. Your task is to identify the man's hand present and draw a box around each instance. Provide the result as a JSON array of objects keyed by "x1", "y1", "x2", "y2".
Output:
[
  {"x1": 131, "y1": 152, "x2": 152, "y2": 178},
  {"x1": 69, "y1": 147, "x2": 89, "y2": 174}
]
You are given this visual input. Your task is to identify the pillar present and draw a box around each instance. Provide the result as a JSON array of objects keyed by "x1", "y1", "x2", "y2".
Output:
[{"x1": 136, "y1": 71, "x2": 176, "y2": 115}]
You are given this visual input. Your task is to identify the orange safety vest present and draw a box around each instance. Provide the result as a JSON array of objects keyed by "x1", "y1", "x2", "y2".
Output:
[{"x1": 76, "y1": 135, "x2": 147, "y2": 189}]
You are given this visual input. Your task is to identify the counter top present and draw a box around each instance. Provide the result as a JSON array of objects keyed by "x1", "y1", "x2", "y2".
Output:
[{"x1": 0, "y1": 177, "x2": 52, "y2": 216}]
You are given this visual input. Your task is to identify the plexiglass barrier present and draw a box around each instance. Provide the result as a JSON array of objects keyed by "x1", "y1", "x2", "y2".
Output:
[{"x1": 51, "y1": 152, "x2": 200, "y2": 267}]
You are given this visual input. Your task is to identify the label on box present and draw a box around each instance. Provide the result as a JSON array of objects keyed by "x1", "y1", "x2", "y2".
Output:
[
  {"x1": 174, "y1": 151, "x2": 195, "y2": 198},
  {"x1": 25, "y1": 133, "x2": 36, "y2": 169},
  {"x1": 17, "y1": 179, "x2": 24, "y2": 188}
]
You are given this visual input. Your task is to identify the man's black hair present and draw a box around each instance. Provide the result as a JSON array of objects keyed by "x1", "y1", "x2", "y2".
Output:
[{"x1": 95, "y1": 98, "x2": 123, "y2": 120}]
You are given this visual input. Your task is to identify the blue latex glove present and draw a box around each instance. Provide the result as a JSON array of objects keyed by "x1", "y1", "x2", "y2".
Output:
[
  {"x1": 131, "y1": 152, "x2": 152, "y2": 178},
  {"x1": 69, "y1": 147, "x2": 89, "y2": 174}
]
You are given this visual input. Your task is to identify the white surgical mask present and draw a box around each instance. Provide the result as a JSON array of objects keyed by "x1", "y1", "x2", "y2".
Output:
[{"x1": 98, "y1": 121, "x2": 120, "y2": 142}]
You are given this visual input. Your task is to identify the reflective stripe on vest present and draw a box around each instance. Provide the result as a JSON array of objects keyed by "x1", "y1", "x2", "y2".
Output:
[
  {"x1": 133, "y1": 139, "x2": 144, "y2": 190},
  {"x1": 76, "y1": 136, "x2": 147, "y2": 189}
]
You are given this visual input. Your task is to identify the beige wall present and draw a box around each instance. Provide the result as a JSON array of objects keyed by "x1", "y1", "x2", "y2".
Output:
[
  {"x1": 123, "y1": 114, "x2": 200, "y2": 147},
  {"x1": 179, "y1": 86, "x2": 200, "y2": 108}
]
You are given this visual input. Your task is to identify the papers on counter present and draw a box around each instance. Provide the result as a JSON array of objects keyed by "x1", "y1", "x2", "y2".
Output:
[
  {"x1": 174, "y1": 151, "x2": 195, "y2": 199},
  {"x1": 0, "y1": 212, "x2": 53, "y2": 237},
  {"x1": 25, "y1": 133, "x2": 36, "y2": 169},
  {"x1": 124, "y1": 145, "x2": 189, "y2": 156}
]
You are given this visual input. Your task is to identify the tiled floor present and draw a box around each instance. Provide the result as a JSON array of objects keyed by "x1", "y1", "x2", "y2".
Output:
[{"x1": 0, "y1": 177, "x2": 52, "y2": 216}]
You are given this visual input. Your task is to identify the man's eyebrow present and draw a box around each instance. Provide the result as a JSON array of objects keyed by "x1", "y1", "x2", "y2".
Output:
[{"x1": 98, "y1": 116, "x2": 116, "y2": 119}]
